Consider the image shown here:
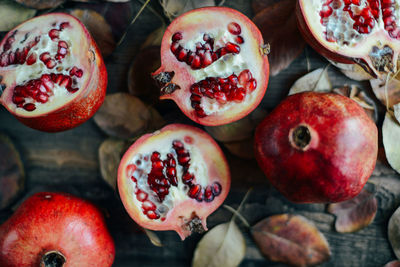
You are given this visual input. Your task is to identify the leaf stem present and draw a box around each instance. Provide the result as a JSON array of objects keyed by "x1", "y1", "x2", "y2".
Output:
[{"x1": 223, "y1": 205, "x2": 250, "y2": 228}]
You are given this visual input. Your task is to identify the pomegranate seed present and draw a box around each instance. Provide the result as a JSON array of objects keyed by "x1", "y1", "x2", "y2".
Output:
[
  {"x1": 26, "y1": 53, "x2": 37, "y2": 65},
  {"x1": 48, "y1": 29, "x2": 60, "y2": 40},
  {"x1": 245, "y1": 79, "x2": 257, "y2": 91},
  {"x1": 188, "y1": 184, "x2": 201, "y2": 198},
  {"x1": 227, "y1": 22, "x2": 241, "y2": 35},
  {"x1": 352, "y1": 0, "x2": 360, "y2": 5},
  {"x1": 190, "y1": 94, "x2": 201, "y2": 102},
  {"x1": 186, "y1": 51, "x2": 194, "y2": 64},
  {"x1": 228, "y1": 74, "x2": 238, "y2": 84},
  {"x1": 12, "y1": 95, "x2": 25, "y2": 104},
  {"x1": 170, "y1": 42, "x2": 180, "y2": 54},
  {"x1": 225, "y1": 42, "x2": 240, "y2": 53},
  {"x1": 382, "y1": 0, "x2": 394, "y2": 8},
  {"x1": 136, "y1": 190, "x2": 148, "y2": 202},
  {"x1": 40, "y1": 52, "x2": 51, "y2": 63},
  {"x1": 23, "y1": 103, "x2": 36, "y2": 111},
  {"x1": 146, "y1": 210, "x2": 160, "y2": 220},
  {"x1": 204, "y1": 186, "x2": 215, "y2": 202},
  {"x1": 177, "y1": 48, "x2": 188, "y2": 61},
  {"x1": 214, "y1": 92, "x2": 227, "y2": 104},
  {"x1": 172, "y1": 140, "x2": 184, "y2": 149},
  {"x1": 202, "y1": 51, "x2": 212, "y2": 67},
  {"x1": 234, "y1": 87, "x2": 246, "y2": 102},
  {"x1": 211, "y1": 182, "x2": 222, "y2": 196},
  {"x1": 384, "y1": 16, "x2": 396, "y2": 26},
  {"x1": 59, "y1": 22, "x2": 70, "y2": 30},
  {"x1": 203, "y1": 33, "x2": 211, "y2": 42},
  {"x1": 172, "y1": 32, "x2": 183, "y2": 42},
  {"x1": 68, "y1": 87, "x2": 79, "y2": 93},
  {"x1": 182, "y1": 172, "x2": 194, "y2": 184},
  {"x1": 190, "y1": 84, "x2": 201, "y2": 95},
  {"x1": 151, "y1": 151, "x2": 160, "y2": 161},
  {"x1": 37, "y1": 94, "x2": 48, "y2": 103},
  {"x1": 196, "y1": 188, "x2": 204, "y2": 202},
  {"x1": 235, "y1": 36, "x2": 244, "y2": 44},
  {"x1": 8, "y1": 52, "x2": 15, "y2": 64},
  {"x1": 195, "y1": 106, "x2": 207, "y2": 118},
  {"x1": 360, "y1": 8, "x2": 373, "y2": 19},
  {"x1": 320, "y1": 5, "x2": 333, "y2": 18},
  {"x1": 59, "y1": 76, "x2": 72, "y2": 88},
  {"x1": 142, "y1": 200, "x2": 156, "y2": 211},
  {"x1": 383, "y1": 8, "x2": 394, "y2": 17},
  {"x1": 238, "y1": 69, "x2": 252, "y2": 85},
  {"x1": 191, "y1": 55, "x2": 201, "y2": 69}
]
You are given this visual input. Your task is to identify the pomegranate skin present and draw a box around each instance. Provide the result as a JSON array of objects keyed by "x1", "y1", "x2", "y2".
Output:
[
  {"x1": 254, "y1": 92, "x2": 378, "y2": 203},
  {"x1": 0, "y1": 13, "x2": 107, "y2": 132},
  {"x1": 0, "y1": 192, "x2": 115, "y2": 267}
]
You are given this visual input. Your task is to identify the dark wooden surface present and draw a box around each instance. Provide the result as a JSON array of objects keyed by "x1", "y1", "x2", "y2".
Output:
[{"x1": 1, "y1": 0, "x2": 400, "y2": 266}]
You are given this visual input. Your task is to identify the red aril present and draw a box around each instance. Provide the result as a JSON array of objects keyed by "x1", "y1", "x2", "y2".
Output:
[
  {"x1": 0, "y1": 192, "x2": 115, "y2": 267},
  {"x1": 118, "y1": 124, "x2": 230, "y2": 240},
  {"x1": 296, "y1": 0, "x2": 400, "y2": 76},
  {"x1": 0, "y1": 13, "x2": 107, "y2": 132},
  {"x1": 153, "y1": 7, "x2": 269, "y2": 126}
]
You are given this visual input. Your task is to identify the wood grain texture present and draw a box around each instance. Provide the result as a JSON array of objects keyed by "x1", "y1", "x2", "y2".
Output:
[{"x1": 0, "y1": 0, "x2": 399, "y2": 266}]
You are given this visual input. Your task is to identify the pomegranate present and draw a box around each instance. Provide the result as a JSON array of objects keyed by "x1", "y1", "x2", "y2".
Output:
[
  {"x1": 118, "y1": 124, "x2": 230, "y2": 240},
  {"x1": 153, "y1": 7, "x2": 269, "y2": 126},
  {"x1": 296, "y1": 0, "x2": 400, "y2": 76},
  {"x1": 0, "y1": 13, "x2": 107, "y2": 132},
  {"x1": 0, "y1": 192, "x2": 115, "y2": 267},
  {"x1": 254, "y1": 92, "x2": 378, "y2": 203}
]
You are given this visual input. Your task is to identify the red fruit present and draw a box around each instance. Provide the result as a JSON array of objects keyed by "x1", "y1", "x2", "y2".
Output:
[
  {"x1": 0, "y1": 13, "x2": 107, "y2": 132},
  {"x1": 153, "y1": 7, "x2": 269, "y2": 126},
  {"x1": 254, "y1": 92, "x2": 378, "y2": 203},
  {"x1": 118, "y1": 124, "x2": 230, "y2": 240},
  {"x1": 296, "y1": 0, "x2": 400, "y2": 77},
  {"x1": 0, "y1": 192, "x2": 115, "y2": 267}
]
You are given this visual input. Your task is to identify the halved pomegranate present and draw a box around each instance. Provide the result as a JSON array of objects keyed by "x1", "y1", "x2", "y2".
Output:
[
  {"x1": 117, "y1": 124, "x2": 230, "y2": 240},
  {"x1": 153, "y1": 7, "x2": 269, "y2": 126},
  {"x1": 0, "y1": 13, "x2": 107, "y2": 132},
  {"x1": 297, "y1": 0, "x2": 400, "y2": 76}
]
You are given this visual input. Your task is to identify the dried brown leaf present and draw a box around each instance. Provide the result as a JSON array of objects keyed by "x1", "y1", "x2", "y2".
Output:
[
  {"x1": 69, "y1": 9, "x2": 116, "y2": 57},
  {"x1": 128, "y1": 46, "x2": 161, "y2": 105},
  {"x1": 0, "y1": 0, "x2": 36, "y2": 31},
  {"x1": 382, "y1": 112, "x2": 400, "y2": 174},
  {"x1": 160, "y1": 0, "x2": 215, "y2": 21},
  {"x1": 224, "y1": 138, "x2": 255, "y2": 159},
  {"x1": 288, "y1": 67, "x2": 332, "y2": 95},
  {"x1": 14, "y1": 0, "x2": 64, "y2": 9},
  {"x1": 327, "y1": 187, "x2": 377, "y2": 233},
  {"x1": 99, "y1": 138, "x2": 127, "y2": 190},
  {"x1": 253, "y1": 0, "x2": 305, "y2": 76},
  {"x1": 385, "y1": 260, "x2": 400, "y2": 267},
  {"x1": 192, "y1": 221, "x2": 246, "y2": 267},
  {"x1": 143, "y1": 229, "x2": 163, "y2": 247},
  {"x1": 370, "y1": 74, "x2": 400, "y2": 109},
  {"x1": 251, "y1": 214, "x2": 331, "y2": 267},
  {"x1": 0, "y1": 133, "x2": 24, "y2": 210},
  {"x1": 141, "y1": 26, "x2": 166, "y2": 49},
  {"x1": 93, "y1": 93, "x2": 152, "y2": 139},
  {"x1": 329, "y1": 60, "x2": 373, "y2": 81},
  {"x1": 389, "y1": 205, "x2": 400, "y2": 259}
]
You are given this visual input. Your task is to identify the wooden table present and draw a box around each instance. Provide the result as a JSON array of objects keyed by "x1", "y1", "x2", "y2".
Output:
[{"x1": 1, "y1": 0, "x2": 399, "y2": 266}]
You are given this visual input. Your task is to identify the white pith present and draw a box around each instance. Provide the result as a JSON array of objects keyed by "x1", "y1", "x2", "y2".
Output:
[
  {"x1": 127, "y1": 132, "x2": 208, "y2": 221},
  {"x1": 1, "y1": 18, "x2": 89, "y2": 116},
  {"x1": 177, "y1": 23, "x2": 260, "y2": 116},
  {"x1": 303, "y1": 0, "x2": 400, "y2": 58}
]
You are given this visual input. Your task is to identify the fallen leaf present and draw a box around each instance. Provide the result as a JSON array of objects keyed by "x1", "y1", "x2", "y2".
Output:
[
  {"x1": 128, "y1": 46, "x2": 161, "y2": 105},
  {"x1": 147, "y1": 105, "x2": 166, "y2": 130},
  {"x1": 370, "y1": 73, "x2": 400, "y2": 109},
  {"x1": 143, "y1": 229, "x2": 163, "y2": 247},
  {"x1": 389, "y1": 205, "x2": 400, "y2": 259},
  {"x1": 224, "y1": 138, "x2": 255, "y2": 159},
  {"x1": 288, "y1": 67, "x2": 332, "y2": 95},
  {"x1": 0, "y1": 133, "x2": 24, "y2": 210},
  {"x1": 0, "y1": 0, "x2": 36, "y2": 32},
  {"x1": 93, "y1": 93, "x2": 152, "y2": 139},
  {"x1": 99, "y1": 138, "x2": 127, "y2": 190},
  {"x1": 327, "y1": 187, "x2": 377, "y2": 233},
  {"x1": 251, "y1": 214, "x2": 331, "y2": 267},
  {"x1": 14, "y1": 0, "x2": 64, "y2": 9},
  {"x1": 382, "y1": 112, "x2": 400, "y2": 174},
  {"x1": 141, "y1": 26, "x2": 166, "y2": 49},
  {"x1": 69, "y1": 9, "x2": 116, "y2": 57},
  {"x1": 160, "y1": 0, "x2": 215, "y2": 21},
  {"x1": 192, "y1": 221, "x2": 246, "y2": 267},
  {"x1": 253, "y1": 0, "x2": 305, "y2": 76},
  {"x1": 385, "y1": 261, "x2": 400, "y2": 267},
  {"x1": 329, "y1": 60, "x2": 373, "y2": 81}
]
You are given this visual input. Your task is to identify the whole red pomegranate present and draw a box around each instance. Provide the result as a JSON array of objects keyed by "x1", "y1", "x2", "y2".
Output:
[
  {"x1": 0, "y1": 13, "x2": 107, "y2": 132},
  {"x1": 254, "y1": 92, "x2": 378, "y2": 203},
  {"x1": 0, "y1": 192, "x2": 115, "y2": 267},
  {"x1": 296, "y1": 0, "x2": 399, "y2": 77},
  {"x1": 153, "y1": 7, "x2": 269, "y2": 126},
  {"x1": 118, "y1": 124, "x2": 230, "y2": 240}
]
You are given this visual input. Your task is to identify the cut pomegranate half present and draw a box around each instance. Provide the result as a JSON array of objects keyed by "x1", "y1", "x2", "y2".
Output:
[
  {"x1": 117, "y1": 124, "x2": 230, "y2": 240},
  {"x1": 153, "y1": 7, "x2": 269, "y2": 126},
  {"x1": 0, "y1": 13, "x2": 107, "y2": 132},
  {"x1": 297, "y1": 0, "x2": 400, "y2": 77}
]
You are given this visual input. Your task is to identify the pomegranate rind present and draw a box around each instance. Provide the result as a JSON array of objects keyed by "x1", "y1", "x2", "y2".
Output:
[
  {"x1": 154, "y1": 7, "x2": 269, "y2": 126},
  {"x1": 254, "y1": 92, "x2": 378, "y2": 203},
  {"x1": 0, "y1": 13, "x2": 107, "y2": 132},
  {"x1": 117, "y1": 123, "x2": 230, "y2": 240}
]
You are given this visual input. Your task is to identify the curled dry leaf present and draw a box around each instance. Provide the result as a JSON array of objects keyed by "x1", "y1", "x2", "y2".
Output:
[
  {"x1": 370, "y1": 73, "x2": 400, "y2": 109},
  {"x1": 128, "y1": 46, "x2": 161, "y2": 105},
  {"x1": 0, "y1": 133, "x2": 24, "y2": 210},
  {"x1": 385, "y1": 261, "x2": 400, "y2": 267},
  {"x1": 253, "y1": 0, "x2": 305, "y2": 76},
  {"x1": 69, "y1": 9, "x2": 116, "y2": 57},
  {"x1": 93, "y1": 93, "x2": 152, "y2": 139},
  {"x1": 327, "y1": 187, "x2": 377, "y2": 233},
  {"x1": 143, "y1": 229, "x2": 163, "y2": 247},
  {"x1": 288, "y1": 67, "x2": 332, "y2": 95},
  {"x1": 13, "y1": 0, "x2": 64, "y2": 9},
  {"x1": 160, "y1": 0, "x2": 215, "y2": 21},
  {"x1": 383, "y1": 112, "x2": 400, "y2": 174},
  {"x1": 251, "y1": 214, "x2": 331, "y2": 267},
  {"x1": 192, "y1": 221, "x2": 246, "y2": 267},
  {"x1": 328, "y1": 60, "x2": 373, "y2": 81},
  {"x1": 389, "y1": 205, "x2": 400, "y2": 259},
  {"x1": 224, "y1": 138, "x2": 255, "y2": 159},
  {"x1": 99, "y1": 138, "x2": 127, "y2": 190},
  {"x1": 0, "y1": 0, "x2": 36, "y2": 32}
]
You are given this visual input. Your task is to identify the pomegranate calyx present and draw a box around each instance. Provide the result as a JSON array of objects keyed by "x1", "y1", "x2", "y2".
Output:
[
  {"x1": 153, "y1": 71, "x2": 181, "y2": 95},
  {"x1": 260, "y1": 43, "x2": 271, "y2": 56},
  {"x1": 181, "y1": 215, "x2": 206, "y2": 237},
  {"x1": 369, "y1": 45, "x2": 394, "y2": 73},
  {"x1": 290, "y1": 125, "x2": 311, "y2": 151},
  {"x1": 40, "y1": 250, "x2": 66, "y2": 267}
]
